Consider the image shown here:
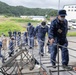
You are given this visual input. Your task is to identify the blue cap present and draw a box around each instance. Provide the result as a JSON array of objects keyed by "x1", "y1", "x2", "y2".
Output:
[
  {"x1": 28, "y1": 23, "x2": 31, "y2": 26},
  {"x1": 58, "y1": 10, "x2": 67, "y2": 16}
]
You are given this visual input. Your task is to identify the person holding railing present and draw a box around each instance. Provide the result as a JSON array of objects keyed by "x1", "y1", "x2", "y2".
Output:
[
  {"x1": 23, "y1": 31, "x2": 28, "y2": 45},
  {"x1": 27, "y1": 23, "x2": 34, "y2": 49},
  {"x1": 13, "y1": 30, "x2": 17, "y2": 40},
  {"x1": 9, "y1": 37, "x2": 15, "y2": 57},
  {"x1": 13, "y1": 30, "x2": 17, "y2": 46},
  {"x1": 34, "y1": 21, "x2": 48, "y2": 56},
  {"x1": 8, "y1": 30, "x2": 12, "y2": 39},
  {"x1": 17, "y1": 31, "x2": 21, "y2": 46},
  {"x1": 48, "y1": 10, "x2": 69, "y2": 68}
]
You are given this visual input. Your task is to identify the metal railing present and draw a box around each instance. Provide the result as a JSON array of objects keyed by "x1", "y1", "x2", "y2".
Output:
[
  {"x1": 0, "y1": 34, "x2": 76, "y2": 75},
  {"x1": 0, "y1": 35, "x2": 46, "y2": 75},
  {"x1": 48, "y1": 41, "x2": 76, "y2": 75}
]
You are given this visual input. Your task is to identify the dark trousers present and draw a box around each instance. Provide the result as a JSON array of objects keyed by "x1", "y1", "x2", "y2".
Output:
[{"x1": 51, "y1": 42, "x2": 69, "y2": 65}]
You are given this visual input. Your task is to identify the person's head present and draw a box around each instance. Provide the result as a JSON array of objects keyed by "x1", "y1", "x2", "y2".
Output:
[
  {"x1": 28, "y1": 23, "x2": 31, "y2": 27},
  {"x1": 58, "y1": 10, "x2": 67, "y2": 21},
  {"x1": 41, "y1": 21, "x2": 46, "y2": 27},
  {"x1": 11, "y1": 37, "x2": 14, "y2": 40},
  {"x1": 2, "y1": 33, "x2": 4, "y2": 36},
  {"x1": 4, "y1": 35, "x2": 5, "y2": 37}
]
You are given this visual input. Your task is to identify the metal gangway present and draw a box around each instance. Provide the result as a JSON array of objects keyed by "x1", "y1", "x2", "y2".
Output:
[
  {"x1": 25, "y1": 39, "x2": 76, "y2": 75},
  {"x1": 0, "y1": 36, "x2": 47, "y2": 75},
  {"x1": 0, "y1": 36, "x2": 76, "y2": 75}
]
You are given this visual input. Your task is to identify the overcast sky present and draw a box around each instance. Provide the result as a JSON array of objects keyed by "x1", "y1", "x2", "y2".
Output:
[{"x1": 0, "y1": 0, "x2": 76, "y2": 9}]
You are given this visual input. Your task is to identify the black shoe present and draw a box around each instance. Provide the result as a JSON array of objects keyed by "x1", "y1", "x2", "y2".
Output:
[
  {"x1": 4, "y1": 58, "x2": 7, "y2": 60},
  {"x1": 52, "y1": 64, "x2": 56, "y2": 68},
  {"x1": 62, "y1": 65, "x2": 67, "y2": 68},
  {"x1": 48, "y1": 51, "x2": 50, "y2": 53},
  {"x1": 9, "y1": 53, "x2": 12, "y2": 57},
  {"x1": 9, "y1": 55, "x2": 12, "y2": 57},
  {"x1": 39, "y1": 52, "x2": 44, "y2": 56},
  {"x1": 29, "y1": 47, "x2": 32, "y2": 49},
  {"x1": 29, "y1": 65, "x2": 35, "y2": 70},
  {"x1": 41, "y1": 54, "x2": 44, "y2": 57},
  {"x1": 62, "y1": 65, "x2": 73, "y2": 70},
  {"x1": 11, "y1": 51, "x2": 14, "y2": 54}
]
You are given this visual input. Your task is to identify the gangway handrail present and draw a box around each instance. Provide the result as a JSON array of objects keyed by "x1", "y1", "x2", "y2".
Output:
[
  {"x1": 2, "y1": 49, "x2": 25, "y2": 67},
  {"x1": 1, "y1": 35, "x2": 76, "y2": 75},
  {"x1": 38, "y1": 42, "x2": 76, "y2": 75},
  {"x1": 68, "y1": 40, "x2": 76, "y2": 43},
  {"x1": 50, "y1": 43, "x2": 76, "y2": 75}
]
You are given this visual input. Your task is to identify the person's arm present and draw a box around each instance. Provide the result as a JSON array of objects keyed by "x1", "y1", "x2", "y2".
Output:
[
  {"x1": 27, "y1": 27, "x2": 28, "y2": 31},
  {"x1": 48, "y1": 21, "x2": 55, "y2": 45},
  {"x1": 33, "y1": 26, "x2": 38, "y2": 37},
  {"x1": 66, "y1": 20, "x2": 68, "y2": 35},
  {"x1": 33, "y1": 27, "x2": 35, "y2": 36}
]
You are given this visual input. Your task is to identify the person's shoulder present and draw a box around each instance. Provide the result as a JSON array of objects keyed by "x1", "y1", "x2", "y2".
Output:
[
  {"x1": 36, "y1": 25, "x2": 40, "y2": 28},
  {"x1": 52, "y1": 18, "x2": 58, "y2": 23},
  {"x1": 31, "y1": 25, "x2": 34, "y2": 28},
  {"x1": 37, "y1": 25, "x2": 40, "y2": 27},
  {"x1": 51, "y1": 18, "x2": 58, "y2": 26},
  {"x1": 64, "y1": 19, "x2": 68, "y2": 23},
  {"x1": 45, "y1": 25, "x2": 48, "y2": 28}
]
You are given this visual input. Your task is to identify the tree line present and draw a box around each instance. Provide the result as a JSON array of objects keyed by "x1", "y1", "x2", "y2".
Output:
[{"x1": 0, "y1": 1, "x2": 57, "y2": 17}]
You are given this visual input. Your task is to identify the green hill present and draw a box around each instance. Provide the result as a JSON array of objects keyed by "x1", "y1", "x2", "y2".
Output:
[{"x1": 0, "y1": 1, "x2": 57, "y2": 17}]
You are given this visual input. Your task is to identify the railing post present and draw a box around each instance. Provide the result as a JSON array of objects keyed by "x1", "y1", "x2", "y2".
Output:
[
  {"x1": 45, "y1": 43, "x2": 47, "y2": 56},
  {"x1": 20, "y1": 37, "x2": 23, "y2": 69},
  {"x1": 57, "y1": 43, "x2": 59, "y2": 75}
]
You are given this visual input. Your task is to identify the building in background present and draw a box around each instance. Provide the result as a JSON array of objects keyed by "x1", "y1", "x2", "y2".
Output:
[
  {"x1": 63, "y1": 5, "x2": 76, "y2": 29},
  {"x1": 63, "y1": 4, "x2": 76, "y2": 21}
]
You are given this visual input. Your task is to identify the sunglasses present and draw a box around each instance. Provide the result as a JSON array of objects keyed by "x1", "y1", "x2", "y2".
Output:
[{"x1": 60, "y1": 16, "x2": 65, "y2": 17}]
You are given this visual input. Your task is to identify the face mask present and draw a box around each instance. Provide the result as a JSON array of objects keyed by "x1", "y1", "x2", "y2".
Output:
[{"x1": 60, "y1": 17, "x2": 65, "y2": 21}]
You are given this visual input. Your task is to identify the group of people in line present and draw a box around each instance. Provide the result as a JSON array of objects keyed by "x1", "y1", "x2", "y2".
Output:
[
  {"x1": 1, "y1": 9, "x2": 76, "y2": 70},
  {"x1": 26, "y1": 10, "x2": 69, "y2": 69}
]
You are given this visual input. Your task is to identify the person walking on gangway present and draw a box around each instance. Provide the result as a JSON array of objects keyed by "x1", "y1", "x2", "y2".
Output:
[
  {"x1": 23, "y1": 31, "x2": 28, "y2": 45},
  {"x1": 48, "y1": 10, "x2": 69, "y2": 68},
  {"x1": 9, "y1": 37, "x2": 14, "y2": 57},
  {"x1": 17, "y1": 31, "x2": 21, "y2": 46},
  {"x1": 27, "y1": 23, "x2": 34, "y2": 49},
  {"x1": 8, "y1": 30, "x2": 12, "y2": 39},
  {"x1": 34, "y1": 21, "x2": 48, "y2": 56}
]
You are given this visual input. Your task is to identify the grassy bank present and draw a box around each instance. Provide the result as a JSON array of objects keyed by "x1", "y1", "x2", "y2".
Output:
[
  {"x1": 10, "y1": 18, "x2": 40, "y2": 27},
  {"x1": 0, "y1": 17, "x2": 40, "y2": 36},
  {"x1": 67, "y1": 32, "x2": 76, "y2": 36},
  {"x1": 0, "y1": 21, "x2": 25, "y2": 36}
]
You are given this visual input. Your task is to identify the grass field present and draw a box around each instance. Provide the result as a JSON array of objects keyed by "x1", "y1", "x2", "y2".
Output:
[
  {"x1": 0, "y1": 21, "x2": 26, "y2": 36},
  {"x1": 10, "y1": 17, "x2": 40, "y2": 27},
  {"x1": 67, "y1": 31, "x2": 76, "y2": 36}
]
